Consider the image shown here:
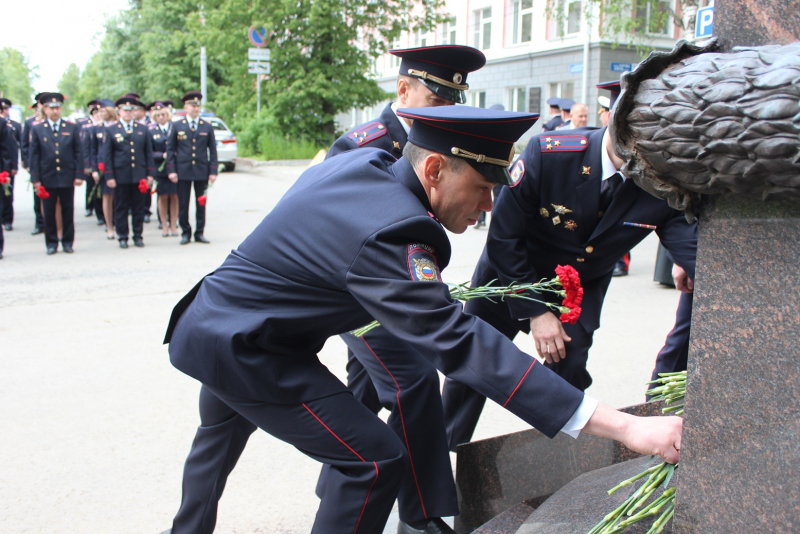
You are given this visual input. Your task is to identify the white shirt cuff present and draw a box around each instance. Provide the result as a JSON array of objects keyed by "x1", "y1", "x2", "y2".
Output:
[{"x1": 559, "y1": 394, "x2": 599, "y2": 439}]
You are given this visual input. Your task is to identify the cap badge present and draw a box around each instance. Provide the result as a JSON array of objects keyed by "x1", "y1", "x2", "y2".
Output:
[
  {"x1": 551, "y1": 204, "x2": 573, "y2": 215},
  {"x1": 453, "y1": 72, "x2": 463, "y2": 84}
]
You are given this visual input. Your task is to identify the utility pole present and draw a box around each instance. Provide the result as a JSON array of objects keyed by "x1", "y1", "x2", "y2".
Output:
[{"x1": 201, "y1": 46, "x2": 208, "y2": 108}]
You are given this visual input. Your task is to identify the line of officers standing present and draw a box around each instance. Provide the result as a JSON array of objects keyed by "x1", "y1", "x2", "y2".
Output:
[{"x1": 0, "y1": 90, "x2": 218, "y2": 257}]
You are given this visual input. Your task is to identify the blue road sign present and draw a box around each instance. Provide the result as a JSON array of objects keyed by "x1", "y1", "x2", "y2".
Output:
[
  {"x1": 611, "y1": 62, "x2": 633, "y2": 73},
  {"x1": 569, "y1": 63, "x2": 584, "y2": 74},
  {"x1": 696, "y1": 6, "x2": 714, "y2": 39},
  {"x1": 249, "y1": 26, "x2": 269, "y2": 47}
]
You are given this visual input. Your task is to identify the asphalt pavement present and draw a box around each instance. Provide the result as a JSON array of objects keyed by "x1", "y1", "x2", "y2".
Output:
[{"x1": 0, "y1": 164, "x2": 682, "y2": 533}]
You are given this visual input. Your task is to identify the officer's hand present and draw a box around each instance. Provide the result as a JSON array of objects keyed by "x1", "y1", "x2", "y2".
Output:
[
  {"x1": 673, "y1": 264, "x2": 693, "y2": 293},
  {"x1": 84, "y1": 168, "x2": 91, "y2": 176},
  {"x1": 74, "y1": 179, "x2": 84, "y2": 186},
  {"x1": 529, "y1": 312, "x2": 572, "y2": 364},
  {"x1": 92, "y1": 172, "x2": 99, "y2": 180},
  {"x1": 147, "y1": 176, "x2": 154, "y2": 186},
  {"x1": 107, "y1": 178, "x2": 116, "y2": 189},
  {"x1": 209, "y1": 174, "x2": 218, "y2": 184},
  {"x1": 168, "y1": 173, "x2": 178, "y2": 182},
  {"x1": 11, "y1": 170, "x2": 17, "y2": 176},
  {"x1": 583, "y1": 403, "x2": 682, "y2": 464}
]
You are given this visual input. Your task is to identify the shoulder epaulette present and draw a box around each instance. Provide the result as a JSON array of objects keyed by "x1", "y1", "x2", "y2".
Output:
[
  {"x1": 540, "y1": 134, "x2": 588, "y2": 153},
  {"x1": 348, "y1": 121, "x2": 387, "y2": 147},
  {"x1": 82, "y1": 123, "x2": 93, "y2": 129},
  {"x1": 65, "y1": 119, "x2": 75, "y2": 124},
  {"x1": 148, "y1": 123, "x2": 158, "y2": 130},
  {"x1": 33, "y1": 120, "x2": 43, "y2": 125}
]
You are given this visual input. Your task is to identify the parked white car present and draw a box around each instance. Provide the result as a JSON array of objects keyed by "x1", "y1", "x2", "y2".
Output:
[{"x1": 173, "y1": 112, "x2": 238, "y2": 171}]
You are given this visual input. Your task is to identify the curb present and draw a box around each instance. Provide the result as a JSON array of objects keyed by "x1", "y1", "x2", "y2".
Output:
[{"x1": 237, "y1": 157, "x2": 313, "y2": 169}]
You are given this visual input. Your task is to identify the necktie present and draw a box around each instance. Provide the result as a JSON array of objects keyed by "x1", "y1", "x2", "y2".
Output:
[
  {"x1": 126, "y1": 123, "x2": 132, "y2": 135},
  {"x1": 52, "y1": 122, "x2": 58, "y2": 135},
  {"x1": 599, "y1": 173, "x2": 622, "y2": 214},
  {"x1": 191, "y1": 121, "x2": 196, "y2": 132}
]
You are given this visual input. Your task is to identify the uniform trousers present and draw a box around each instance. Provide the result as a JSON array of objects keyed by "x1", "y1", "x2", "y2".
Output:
[
  {"x1": 0, "y1": 194, "x2": 4, "y2": 253},
  {"x1": 84, "y1": 175, "x2": 104, "y2": 222},
  {"x1": 2, "y1": 173, "x2": 13, "y2": 225},
  {"x1": 178, "y1": 180, "x2": 207, "y2": 238},
  {"x1": 441, "y1": 296, "x2": 593, "y2": 452},
  {"x1": 316, "y1": 331, "x2": 459, "y2": 522},
  {"x1": 42, "y1": 186, "x2": 75, "y2": 248},
  {"x1": 650, "y1": 291, "x2": 693, "y2": 381},
  {"x1": 113, "y1": 183, "x2": 147, "y2": 240},
  {"x1": 171, "y1": 386, "x2": 408, "y2": 534},
  {"x1": 33, "y1": 189, "x2": 44, "y2": 230}
]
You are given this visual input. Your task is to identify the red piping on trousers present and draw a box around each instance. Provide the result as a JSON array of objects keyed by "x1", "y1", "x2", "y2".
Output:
[
  {"x1": 503, "y1": 360, "x2": 536, "y2": 407},
  {"x1": 362, "y1": 337, "x2": 429, "y2": 519},
  {"x1": 302, "y1": 403, "x2": 379, "y2": 534}
]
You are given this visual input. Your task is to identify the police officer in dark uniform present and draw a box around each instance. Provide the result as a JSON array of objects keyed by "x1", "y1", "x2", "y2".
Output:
[
  {"x1": 166, "y1": 91, "x2": 218, "y2": 245},
  {"x1": 28, "y1": 93, "x2": 84, "y2": 255},
  {"x1": 327, "y1": 46, "x2": 485, "y2": 162},
  {"x1": 0, "y1": 99, "x2": 20, "y2": 232},
  {"x1": 79, "y1": 100, "x2": 104, "y2": 223},
  {"x1": 555, "y1": 98, "x2": 575, "y2": 129},
  {"x1": 324, "y1": 44, "x2": 485, "y2": 432},
  {"x1": 541, "y1": 97, "x2": 563, "y2": 132},
  {"x1": 0, "y1": 112, "x2": 18, "y2": 258},
  {"x1": 441, "y1": 117, "x2": 697, "y2": 451},
  {"x1": 102, "y1": 96, "x2": 155, "y2": 248},
  {"x1": 21, "y1": 93, "x2": 47, "y2": 235},
  {"x1": 161, "y1": 106, "x2": 683, "y2": 534}
]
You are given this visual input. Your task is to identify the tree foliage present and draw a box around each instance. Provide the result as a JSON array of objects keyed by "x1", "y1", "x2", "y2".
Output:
[
  {"x1": 0, "y1": 48, "x2": 37, "y2": 113},
  {"x1": 76, "y1": 0, "x2": 445, "y2": 141},
  {"x1": 57, "y1": 63, "x2": 82, "y2": 114}
]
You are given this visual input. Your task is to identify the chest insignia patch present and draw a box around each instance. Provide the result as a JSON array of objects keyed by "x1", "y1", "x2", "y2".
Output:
[
  {"x1": 564, "y1": 220, "x2": 578, "y2": 230},
  {"x1": 509, "y1": 159, "x2": 525, "y2": 188},
  {"x1": 407, "y1": 244, "x2": 440, "y2": 282},
  {"x1": 540, "y1": 207, "x2": 549, "y2": 217},
  {"x1": 551, "y1": 203, "x2": 573, "y2": 215}
]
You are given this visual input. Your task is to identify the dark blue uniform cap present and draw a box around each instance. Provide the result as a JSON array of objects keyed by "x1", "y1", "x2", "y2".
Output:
[
  {"x1": 42, "y1": 92, "x2": 65, "y2": 107},
  {"x1": 163, "y1": 99, "x2": 175, "y2": 108},
  {"x1": 124, "y1": 92, "x2": 141, "y2": 99},
  {"x1": 31, "y1": 92, "x2": 47, "y2": 108},
  {"x1": 181, "y1": 91, "x2": 203, "y2": 104},
  {"x1": 146, "y1": 101, "x2": 168, "y2": 111},
  {"x1": 390, "y1": 45, "x2": 486, "y2": 104},
  {"x1": 397, "y1": 106, "x2": 539, "y2": 186},
  {"x1": 115, "y1": 96, "x2": 143, "y2": 109},
  {"x1": 596, "y1": 80, "x2": 621, "y2": 108},
  {"x1": 546, "y1": 97, "x2": 561, "y2": 108},
  {"x1": 98, "y1": 98, "x2": 115, "y2": 108},
  {"x1": 559, "y1": 98, "x2": 575, "y2": 111},
  {"x1": 86, "y1": 99, "x2": 102, "y2": 112},
  {"x1": 0, "y1": 98, "x2": 11, "y2": 110}
]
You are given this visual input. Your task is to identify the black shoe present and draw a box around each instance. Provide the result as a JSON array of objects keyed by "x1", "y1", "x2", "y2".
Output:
[
  {"x1": 31, "y1": 227, "x2": 44, "y2": 235},
  {"x1": 63, "y1": 243, "x2": 74, "y2": 253},
  {"x1": 85, "y1": 209, "x2": 93, "y2": 217},
  {"x1": 97, "y1": 220, "x2": 106, "y2": 226},
  {"x1": 612, "y1": 264, "x2": 628, "y2": 277},
  {"x1": 180, "y1": 234, "x2": 191, "y2": 245},
  {"x1": 46, "y1": 246, "x2": 58, "y2": 255},
  {"x1": 144, "y1": 214, "x2": 151, "y2": 223},
  {"x1": 397, "y1": 518, "x2": 455, "y2": 534},
  {"x1": 194, "y1": 234, "x2": 210, "y2": 244},
  {"x1": 119, "y1": 239, "x2": 129, "y2": 249},
  {"x1": 3, "y1": 223, "x2": 11, "y2": 231},
  {"x1": 133, "y1": 237, "x2": 144, "y2": 247}
]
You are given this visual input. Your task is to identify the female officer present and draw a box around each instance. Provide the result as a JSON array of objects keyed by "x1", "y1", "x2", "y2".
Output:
[
  {"x1": 147, "y1": 101, "x2": 179, "y2": 237},
  {"x1": 92, "y1": 101, "x2": 118, "y2": 239}
]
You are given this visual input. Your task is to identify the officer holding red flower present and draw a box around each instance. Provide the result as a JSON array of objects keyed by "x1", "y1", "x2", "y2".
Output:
[
  {"x1": 102, "y1": 96, "x2": 155, "y2": 248},
  {"x1": 28, "y1": 93, "x2": 84, "y2": 255}
]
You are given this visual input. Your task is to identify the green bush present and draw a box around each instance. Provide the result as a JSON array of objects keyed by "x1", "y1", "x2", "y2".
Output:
[
  {"x1": 234, "y1": 114, "x2": 332, "y2": 161},
  {"x1": 258, "y1": 134, "x2": 325, "y2": 161}
]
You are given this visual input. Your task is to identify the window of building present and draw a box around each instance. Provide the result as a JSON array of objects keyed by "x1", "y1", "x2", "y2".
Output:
[
  {"x1": 635, "y1": 0, "x2": 671, "y2": 36},
  {"x1": 548, "y1": 81, "x2": 574, "y2": 101},
  {"x1": 473, "y1": 8, "x2": 492, "y2": 50},
  {"x1": 471, "y1": 91, "x2": 487, "y2": 108},
  {"x1": 414, "y1": 28, "x2": 432, "y2": 47},
  {"x1": 508, "y1": 87, "x2": 527, "y2": 112},
  {"x1": 512, "y1": 0, "x2": 534, "y2": 44},
  {"x1": 441, "y1": 17, "x2": 457, "y2": 44},
  {"x1": 555, "y1": 0, "x2": 582, "y2": 37},
  {"x1": 391, "y1": 36, "x2": 403, "y2": 67}
]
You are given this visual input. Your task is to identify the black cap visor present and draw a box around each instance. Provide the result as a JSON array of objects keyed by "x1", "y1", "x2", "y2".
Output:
[{"x1": 419, "y1": 78, "x2": 466, "y2": 104}]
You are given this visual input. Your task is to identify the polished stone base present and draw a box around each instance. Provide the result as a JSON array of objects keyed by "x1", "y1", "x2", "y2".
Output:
[{"x1": 455, "y1": 402, "x2": 664, "y2": 533}]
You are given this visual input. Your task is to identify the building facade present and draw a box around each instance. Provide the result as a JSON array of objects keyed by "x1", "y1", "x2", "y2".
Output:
[{"x1": 336, "y1": 0, "x2": 702, "y2": 142}]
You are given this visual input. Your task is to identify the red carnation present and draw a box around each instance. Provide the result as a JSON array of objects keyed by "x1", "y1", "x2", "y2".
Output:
[
  {"x1": 0, "y1": 171, "x2": 9, "y2": 185},
  {"x1": 36, "y1": 184, "x2": 50, "y2": 199},
  {"x1": 197, "y1": 195, "x2": 207, "y2": 206},
  {"x1": 560, "y1": 306, "x2": 582, "y2": 324},
  {"x1": 555, "y1": 264, "x2": 583, "y2": 308},
  {"x1": 138, "y1": 179, "x2": 150, "y2": 194},
  {"x1": 98, "y1": 162, "x2": 105, "y2": 173}
]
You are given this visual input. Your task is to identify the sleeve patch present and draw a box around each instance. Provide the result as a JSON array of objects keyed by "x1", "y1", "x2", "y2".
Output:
[
  {"x1": 407, "y1": 244, "x2": 441, "y2": 282},
  {"x1": 349, "y1": 121, "x2": 388, "y2": 147},
  {"x1": 540, "y1": 134, "x2": 588, "y2": 153},
  {"x1": 509, "y1": 158, "x2": 525, "y2": 187}
]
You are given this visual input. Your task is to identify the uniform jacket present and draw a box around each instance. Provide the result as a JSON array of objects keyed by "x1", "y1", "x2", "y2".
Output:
[
  {"x1": 165, "y1": 117, "x2": 218, "y2": 181},
  {"x1": 80, "y1": 122, "x2": 96, "y2": 171},
  {"x1": 20, "y1": 116, "x2": 37, "y2": 169},
  {"x1": 29, "y1": 119, "x2": 83, "y2": 187},
  {"x1": 85, "y1": 123, "x2": 109, "y2": 172},
  {"x1": 0, "y1": 117, "x2": 15, "y2": 172},
  {"x1": 165, "y1": 149, "x2": 583, "y2": 438},
  {"x1": 8, "y1": 119, "x2": 21, "y2": 146},
  {"x1": 102, "y1": 120, "x2": 155, "y2": 185},
  {"x1": 477, "y1": 126, "x2": 697, "y2": 332},
  {"x1": 148, "y1": 122, "x2": 172, "y2": 178},
  {"x1": 541, "y1": 116, "x2": 564, "y2": 132},
  {"x1": 326, "y1": 102, "x2": 408, "y2": 160}
]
